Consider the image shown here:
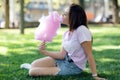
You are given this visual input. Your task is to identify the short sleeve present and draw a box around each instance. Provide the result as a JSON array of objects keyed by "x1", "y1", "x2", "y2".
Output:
[{"x1": 76, "y1": 25, "x2": 92, "y2": 44}]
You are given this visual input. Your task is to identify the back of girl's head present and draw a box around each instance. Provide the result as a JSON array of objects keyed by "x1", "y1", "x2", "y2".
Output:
[{"x1": 69, "y1": 4, "x2": 88, "y2": 31}]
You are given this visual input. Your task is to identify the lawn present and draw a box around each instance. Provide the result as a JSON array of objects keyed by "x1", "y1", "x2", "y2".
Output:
[{"x1": 0, "y1": 25, "x2": 120, "y2": 80}]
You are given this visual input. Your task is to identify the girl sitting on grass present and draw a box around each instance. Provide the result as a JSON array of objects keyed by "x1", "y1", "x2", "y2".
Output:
[{"x1": 21, "y1": 3, "x2": 106, "y2": 80}]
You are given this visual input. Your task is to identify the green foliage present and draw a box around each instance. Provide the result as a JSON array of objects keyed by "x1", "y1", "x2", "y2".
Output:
[{"x1": 0, "y1": 25, "x2": 120, "y2": 80}]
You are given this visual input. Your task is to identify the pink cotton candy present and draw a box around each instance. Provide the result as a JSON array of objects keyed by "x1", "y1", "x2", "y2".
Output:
[{"x1": 35, "y1": 11, "x2": 63, "y2": 42}]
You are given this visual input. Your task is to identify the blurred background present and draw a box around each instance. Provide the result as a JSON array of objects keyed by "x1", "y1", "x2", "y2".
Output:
[
  {"x1": 0, "y1": 1, "x2": 120, "y2": 79},
  {"x1": 0, "y1": 0, "x2": 120, "y2": 29}
]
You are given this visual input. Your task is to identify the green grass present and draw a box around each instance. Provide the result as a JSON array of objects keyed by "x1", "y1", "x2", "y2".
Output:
[{"x1": 0, "y1": 25, "x2": 120, "y2": 80}]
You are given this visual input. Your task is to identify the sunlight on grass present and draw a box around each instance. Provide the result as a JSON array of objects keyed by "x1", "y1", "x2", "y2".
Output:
[
  {"x1": 0, "y1": 29, "x2": 20, "y2": 34},
  {"x1": 0, "y1": 46, "x2": 8, "y2": 55},
  {"x1": 90, "y1": 27, "x2": 120, "y2": 34},
  {"x1": 93, "y1": 45, "x2": 120, "y2": 51},
  {"x1": 99, "y1": 58, "x2": 117, "y2": 62},
  {"x1": 57, "y1": 27, "x2": 67, "y2": 35},
  {"x1": 47, "y1": 45, "x2": 62, "y2": 50},
  {"x1": 0, "y1": 63, "x2": 9, "y2": 67}
]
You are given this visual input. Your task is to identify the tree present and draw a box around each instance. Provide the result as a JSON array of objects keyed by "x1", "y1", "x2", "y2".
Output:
[
  {"x1": 20, "y1": 0, "x2": 24, "y2": 34},
  {"x1": 5, "y1": 0, "x2": 9, "y2": 28},
  {"x1": 112, "y1": 0, "x2": 119, "y2": 23}
]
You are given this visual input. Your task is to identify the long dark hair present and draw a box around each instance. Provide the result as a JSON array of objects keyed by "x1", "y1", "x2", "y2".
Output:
[{"x1": 69, "y1": 4, "x2": 88, "y2": 31}]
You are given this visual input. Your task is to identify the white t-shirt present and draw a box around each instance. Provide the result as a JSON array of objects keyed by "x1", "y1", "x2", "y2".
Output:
[{"x1": 62, "y1": 25, "x2": 92, "y2": 70}]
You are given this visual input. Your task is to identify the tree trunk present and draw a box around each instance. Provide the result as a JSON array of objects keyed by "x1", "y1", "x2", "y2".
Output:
[
  {"x1": 112, "y1": 0, "x2": 119, "y2": 24},
  {"x1": 5, "y1": 0, "x2": 9, "y2": 28},
  {"x1": 20, "y1": 0, "x2": 24, "y2": 34}
]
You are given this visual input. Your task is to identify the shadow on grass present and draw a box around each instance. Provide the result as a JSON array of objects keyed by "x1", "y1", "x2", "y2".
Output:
[{"x1": 92, "y1": 48, "x2": 120, "y2": 80}]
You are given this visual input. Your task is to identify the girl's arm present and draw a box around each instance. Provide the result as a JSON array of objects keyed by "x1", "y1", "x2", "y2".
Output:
[
  {"x1": 81, "y1": 41, "x2": 97, "y2": 75},
  {"x1": 39, "y1": 42, "x2": 66, "y2": 59},
  {"x1": 81, "y1": 41, "x2": 106, "y2": 80}
]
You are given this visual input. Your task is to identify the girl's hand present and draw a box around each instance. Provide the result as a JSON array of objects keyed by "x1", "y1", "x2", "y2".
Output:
[
  {"x1": 93, "y1": 76, "x2": 107, "y2": 80},
  {"x1": 38, "y1": 41, "x2": 47, "y2": 54}
]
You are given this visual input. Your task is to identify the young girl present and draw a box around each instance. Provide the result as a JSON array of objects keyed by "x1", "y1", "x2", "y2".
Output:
[{"x1": 23, "y1": 4, "x2": 106, "y2": 80}]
